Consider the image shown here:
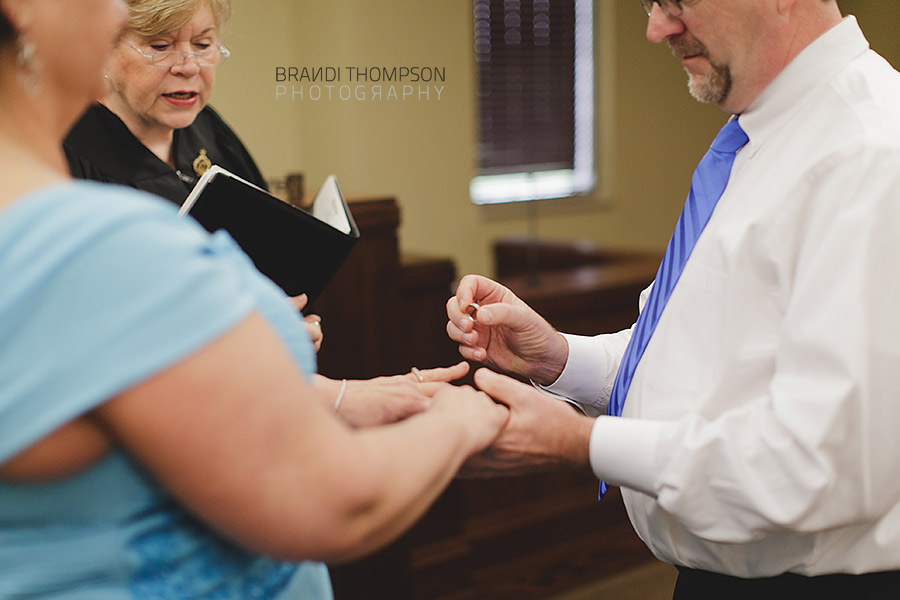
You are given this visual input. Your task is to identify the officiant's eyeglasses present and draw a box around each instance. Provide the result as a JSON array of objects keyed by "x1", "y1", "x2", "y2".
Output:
[
  {"x1": 124, "y1": 41, "x2": 231, "y2": 68},
  {"x1": 640, "y1": 0, "x2": 684, "y2": 19}
]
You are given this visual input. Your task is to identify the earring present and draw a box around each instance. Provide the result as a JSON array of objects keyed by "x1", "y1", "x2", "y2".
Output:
[{"x1": 15, "y1": 35, "x2": 42, "y2": 96}]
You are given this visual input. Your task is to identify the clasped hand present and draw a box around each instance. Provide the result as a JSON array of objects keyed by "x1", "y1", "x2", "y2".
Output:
[{"x1": 445, "y1": 275, "x2": 595, "y2": 476}]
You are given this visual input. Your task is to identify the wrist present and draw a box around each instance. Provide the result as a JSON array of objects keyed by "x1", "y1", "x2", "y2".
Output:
[
  {"x1": 563, "y1": 413, "x2": 595, "y2": 469},
  {"x1": 529, "y1": 332, "x2": 569, "y2": 386}
]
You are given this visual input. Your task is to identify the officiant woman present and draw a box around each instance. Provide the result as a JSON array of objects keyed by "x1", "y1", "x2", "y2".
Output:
[
  {"x1": 63, "y1": 0, "x2": 255, "y2": 204},
  {"x1": 64, "y1": 0, "x2": 461, "y2": 426}
]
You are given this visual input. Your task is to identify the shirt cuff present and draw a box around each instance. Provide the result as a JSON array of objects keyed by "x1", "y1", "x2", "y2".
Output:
[
  {"x1": 529, "y1": 380, "x2": 604, "y2": 417},
  {"x1": 541, "y1": 333, "x2": 618, "y2": 412},
  {"x1": 589, "y1": 416, "x2": 664, "y2": 498}
]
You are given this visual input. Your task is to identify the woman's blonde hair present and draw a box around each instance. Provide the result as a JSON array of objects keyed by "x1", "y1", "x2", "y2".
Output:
[{"x1": 126, "y1": 0, "x2": 231, "y2": 37}]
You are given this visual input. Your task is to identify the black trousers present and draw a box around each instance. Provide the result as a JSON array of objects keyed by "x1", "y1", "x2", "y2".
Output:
[{"x1": 673, "y1": 567, "x2": 900, "y2": 600}]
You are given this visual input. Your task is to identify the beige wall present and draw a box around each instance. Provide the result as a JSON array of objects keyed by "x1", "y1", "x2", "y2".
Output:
[{"x1": 212, "y1": 1, "x2": 900, "y2": 278}]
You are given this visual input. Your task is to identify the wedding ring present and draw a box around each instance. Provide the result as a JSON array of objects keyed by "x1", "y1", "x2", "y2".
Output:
[
  {"x1": 465, "y1": 302, "x2": 481, "y2": 322},
  {"x1": 410, "y1": 366, "x2": 425, "y2": 383}
]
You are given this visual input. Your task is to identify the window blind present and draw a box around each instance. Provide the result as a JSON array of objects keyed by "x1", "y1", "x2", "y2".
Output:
[{"x1": 474, "y1": 0, "x2": 576, "y2": 175}]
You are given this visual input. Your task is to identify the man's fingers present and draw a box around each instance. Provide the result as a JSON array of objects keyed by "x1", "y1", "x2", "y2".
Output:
[
  {"x1": 474, "y1": 368, "x2": 531, "y2": 407},
  {"x1": 458, "y1": 345, "x2": 486, "y2": 363}
]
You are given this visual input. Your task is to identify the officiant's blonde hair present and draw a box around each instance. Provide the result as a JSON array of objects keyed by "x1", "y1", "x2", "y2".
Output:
[{"x1": 126, "y1": 0, "x2": 231, "y2": 37}]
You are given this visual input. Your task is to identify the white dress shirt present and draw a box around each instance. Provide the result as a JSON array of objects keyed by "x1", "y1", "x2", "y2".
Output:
[{"x1": 546, "y1": 17, "x2": 900, "y2": 577}]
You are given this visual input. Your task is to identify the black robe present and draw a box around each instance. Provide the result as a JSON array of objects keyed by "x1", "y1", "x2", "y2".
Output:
[{"x1": 64, "y1": 103, "x2": 267, "y2": 205}]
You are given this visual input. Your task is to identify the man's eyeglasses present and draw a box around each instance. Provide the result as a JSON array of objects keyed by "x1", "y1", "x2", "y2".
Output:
[
  {"x1": 640, "y1": 0, "x2": 684, "y2": 19},
  {"x1": 123, "y1": 41, "x2": 230, "y2": 68}
]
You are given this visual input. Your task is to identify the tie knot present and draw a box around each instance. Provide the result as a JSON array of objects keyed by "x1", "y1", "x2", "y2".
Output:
[{"x1": 710, "y1": 118, "x2": 749, "y2": 154}]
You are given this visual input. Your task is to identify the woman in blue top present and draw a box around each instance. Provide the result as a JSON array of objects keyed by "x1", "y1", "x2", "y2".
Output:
[{"x1": 0, "y1": 1, "x2": 509, "y2": 599}]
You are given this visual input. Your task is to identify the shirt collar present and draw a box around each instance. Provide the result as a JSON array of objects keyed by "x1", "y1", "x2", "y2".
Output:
[{"x1": 737, "y1": 16, "x2": 870, "y2": 156}]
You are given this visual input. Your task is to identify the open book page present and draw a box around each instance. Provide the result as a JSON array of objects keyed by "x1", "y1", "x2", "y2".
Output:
[{"x1": 310, "y1": 175, "x2": 352, "y2": 234}]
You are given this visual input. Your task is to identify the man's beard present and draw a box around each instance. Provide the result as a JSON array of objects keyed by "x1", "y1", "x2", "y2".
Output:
[{"x1": 669, "y1": 36, "x2": 732, "y2": 104}]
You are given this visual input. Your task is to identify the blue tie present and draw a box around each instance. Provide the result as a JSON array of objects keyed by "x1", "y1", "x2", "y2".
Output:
[{"x1": 599, "y1": 118, "x2": 749, "y2": 499}]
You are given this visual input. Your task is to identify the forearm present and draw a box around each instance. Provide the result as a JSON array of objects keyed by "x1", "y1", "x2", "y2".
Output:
[
  {"x1": 101, "y1": 314, "x2": 498, "y2": 564},
  {"x1": 324, "y1": 410, "x2": 479, "y2": 562},
  {"x1": 242, "y1": 385, "x2": 498, "y2": 563},
  {"x1": 143, "y1": 397, "x2": 482, "y2": 564}
]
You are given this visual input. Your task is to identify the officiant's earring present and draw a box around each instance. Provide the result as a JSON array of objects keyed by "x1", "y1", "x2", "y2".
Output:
[{"x1": 15, "y1": 35, "x2": 42, "y2": 97}]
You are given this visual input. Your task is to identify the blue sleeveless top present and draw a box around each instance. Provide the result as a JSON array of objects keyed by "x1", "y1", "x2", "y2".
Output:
[{"x1": 0, "y1": 182, "x2": 331, "y2": 599}]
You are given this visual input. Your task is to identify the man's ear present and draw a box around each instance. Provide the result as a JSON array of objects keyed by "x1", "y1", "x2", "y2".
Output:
[{"x1": 776, "y1": 0, "x2": 799, "y2": 18}]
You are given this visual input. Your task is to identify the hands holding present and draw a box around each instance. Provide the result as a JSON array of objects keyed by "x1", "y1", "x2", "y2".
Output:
[
  {"x1": 322, "y1": 362, "x2": 475, "y2": 428},
  {"x1": 461, "y1": 368, "x2": 594, "y2": 477},
  {"x1": 309, "y1": 273, "x2": 594, "y2": 478},
  {"x1": 428, "y1": 376, "x2": 511, "y2": 457},
  {"x1": 323, "y1": 356, "x2": 593, "y2": 478}
]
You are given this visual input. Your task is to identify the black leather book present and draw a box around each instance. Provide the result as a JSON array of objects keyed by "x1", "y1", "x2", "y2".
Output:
[{"x1": 179, "y1": 166, "x2": 359, "y2": 303}]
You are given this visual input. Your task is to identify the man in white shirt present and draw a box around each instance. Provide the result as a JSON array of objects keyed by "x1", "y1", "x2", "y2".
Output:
[{"x1": 447, "y1": 0, "x2": 900, "y2": 596}]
